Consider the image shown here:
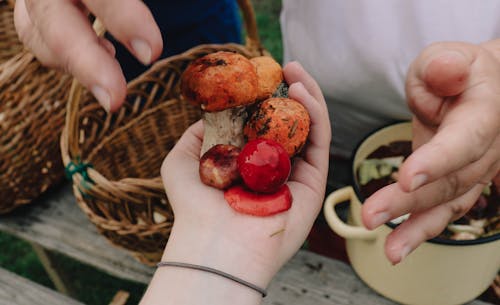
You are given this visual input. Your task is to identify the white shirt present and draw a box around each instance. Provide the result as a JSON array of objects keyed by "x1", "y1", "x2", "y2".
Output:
[{"x1": 281, "y1": 0, "x2": 500, "y2": 157}]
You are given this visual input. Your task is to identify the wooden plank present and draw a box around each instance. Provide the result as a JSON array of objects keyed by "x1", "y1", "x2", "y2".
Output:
[
  {"x1": 264, "y1": 251, "x2": 490, "y2": 305},
  {"x1": 108, "y1": 290, "x2": 130, "y2": 305},
  {"x1": 0, "y1": 183, "x2": 493, "y2": 304},
  {"x1": 0, "y1": 183, "x2": 154, "y2": 283},
  {"x1": 0, "y1": 267, "x2": 83, "y2": 305},
  {"x1": 30, "y1": 242, "x2": 75, "y2": 296}
]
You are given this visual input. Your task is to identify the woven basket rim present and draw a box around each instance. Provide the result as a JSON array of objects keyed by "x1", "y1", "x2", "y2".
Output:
[
  {"x1": 61, "y1": 0, "x2": 265, "y2": 197},
  {"x1": 61, "y1": 39, "x2": 262, "y2": 191},
  {"x1": 58, "y1": 0, "x2": 268, "y2": 264},
  {"x1": 85, "y1": 98, "x2": 183, "y2": 181}
]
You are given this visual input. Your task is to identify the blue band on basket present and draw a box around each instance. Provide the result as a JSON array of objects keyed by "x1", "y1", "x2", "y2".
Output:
[
  {"x1": 156, "y1": 261, "x2": 267, "y2": 297},
  {"x1": 65, "y1": 158, "x2": 93, "y2": 183}
]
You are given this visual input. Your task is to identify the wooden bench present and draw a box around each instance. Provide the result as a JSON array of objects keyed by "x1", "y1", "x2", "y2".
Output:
[
  {"x1": 0, "y1": 267, "x2": 83, "y2": 305},
  {"x1": 0, "y1": 183, "x2": 492, "y2": 305}
]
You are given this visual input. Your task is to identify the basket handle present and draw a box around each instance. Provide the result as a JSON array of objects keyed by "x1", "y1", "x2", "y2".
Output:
[
  {"x1": 61, "y1": 19, "x2": 106, "y2": 165},
  {"x1": 62, "y1": 1, "x2": 263, "y2": 163},
  {"x1": 237, "y1": 0, "x2": 263, "y2": 54},
  {"x1": 3, "y1": 0, "x2": 15, "y2": 9}
]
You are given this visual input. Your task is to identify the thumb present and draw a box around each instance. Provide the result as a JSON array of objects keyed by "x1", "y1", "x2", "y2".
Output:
[
  {"x1": 406, "y1": 43, "x2": 475, "y2": 126},
  {"x1": 161, "y1": 120, "x2": 204, "y2": 178}
]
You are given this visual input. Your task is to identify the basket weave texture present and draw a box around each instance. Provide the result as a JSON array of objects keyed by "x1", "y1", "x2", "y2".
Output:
[
  {"x1": 0, "y1": 0, "x2": 22, "y2": 64},
  {"x1": 0, "y1": 0, "x2": 74, "y2": 213},
  {"x1": 0, "y1": 49, "x2": 73, "y2": 213},
  {"x1": 61, "y1": 0, "x2": 266, "y2": 265}
]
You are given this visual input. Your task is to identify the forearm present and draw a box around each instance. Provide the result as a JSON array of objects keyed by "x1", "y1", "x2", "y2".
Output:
[{"x1": 140, "y1": 221, "x2": 273, "y2": 305}]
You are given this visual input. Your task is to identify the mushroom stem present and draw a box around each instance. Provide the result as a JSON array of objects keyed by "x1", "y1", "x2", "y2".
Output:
[{"x1": 201, "y1": 106, "x2": 247, "y2": 155}]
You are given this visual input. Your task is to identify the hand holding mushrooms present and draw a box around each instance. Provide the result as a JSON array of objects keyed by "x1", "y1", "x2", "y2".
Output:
[
  {"x1": 181, "y1": 52, "x2": 312, "y2": 216},
  {"x1": 151, "y1": 62, "x2": 330, "y2": 302}
]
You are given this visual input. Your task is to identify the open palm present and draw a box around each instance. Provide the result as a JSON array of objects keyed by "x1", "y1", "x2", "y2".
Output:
[{"x1": 160, "y1": 62, "x2": 331, "y2": 287}]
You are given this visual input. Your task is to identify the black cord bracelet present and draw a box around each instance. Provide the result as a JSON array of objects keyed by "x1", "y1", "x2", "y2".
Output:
[{"x1": 156, "y1": 261, "x2": 267, "y2": 297}]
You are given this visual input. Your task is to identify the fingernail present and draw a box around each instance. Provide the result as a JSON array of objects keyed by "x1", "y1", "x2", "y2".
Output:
[
  {"x1": 370, "y1": 212, "x2": 391, "y2": 228},
  {"x1": 399, "y1": 245, "x2": 412, "y2": 262},
  {"x1": 292, "y1": 61, "x2": 303, "y2": 68},
  {"x1": 410, "y1": 174, "x2": 428, "y2": 191},
  {"x1": 131, "y1": 39, "x2": 152, "y2": 65},
  {"x1": 292, "y1": 82, "x2": 305, "y2": 90},
  {"x1": 91, "y1": 86, "x2": 110, "y2": 112}
]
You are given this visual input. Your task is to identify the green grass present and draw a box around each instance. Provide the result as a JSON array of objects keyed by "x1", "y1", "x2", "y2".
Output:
[
  {"x1": 252, "y1": 0, "x2": 283, "y2": 63},
  {"x1": 0, "y1": 233, "x2": 54, "y2": 289},
  {"x1": 0, "y1": 233, "x2": 147, "y2": 305},
  {"x1": 0, "y1": 2, "x2": 283, "y2": 304}
]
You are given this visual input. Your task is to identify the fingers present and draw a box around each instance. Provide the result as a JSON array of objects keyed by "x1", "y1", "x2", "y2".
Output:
[
  {"x1": 14, "y1": 0, "x2": 57, "y2": 66},
  {"x1": 411, "y1": 118, "x2": 434, "y2": 151},
  {"x1": 17, "y1": 0, "x2": 163, "y2": 113},
  {"x1": 362, "y1": 142, "x2": 500, "y2": 229},
  {"x1": 383, "y1": 184, "x2": 484, "y2": 265},
  {"x1": 403, "y1": 42, "x2": 500, "y2": 193},
  {"x1": 24, "y1": 0, "x2": 127, "y2": 112},
  {"x1": 161, "y1": 120, "x2": 203, "y2": 185},
  {"x1": 167, "y1": 120, "x2": 204, "y2": 161},
  {"x1": 288, "y1": 82, "x2": 331, "y2": 173},
  {"x1": 81, "y1": 0, "x2": 163, "y2": 65},
  {"x1": 399, "y1": 112, "x2": 499, "y2": 192},
  {"x1": 406, "y1": 42, "x2": 475, "y2": 126},
  {"x1": 283, "y1": 61, "x2": 326, "y2": 106}
]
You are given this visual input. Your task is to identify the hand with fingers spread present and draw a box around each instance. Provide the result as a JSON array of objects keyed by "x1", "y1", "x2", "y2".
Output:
[
  {"x1": 140, "y1": 62, "x2": 331, "y2": 305},
  {"x1": 362, "y1": 41, "x2": 500, "y2": 264},
  {"x1": 14, "y1": 0, "x2": 163, "y2": 112}
]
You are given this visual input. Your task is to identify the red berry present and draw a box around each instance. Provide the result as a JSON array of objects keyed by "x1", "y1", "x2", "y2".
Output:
[
  {"x1": 224, "y1": 185, "x2": 292, "y2": 216},
  {"x1": 238, "y1": 139, "x2": 291, "y2": 193}
]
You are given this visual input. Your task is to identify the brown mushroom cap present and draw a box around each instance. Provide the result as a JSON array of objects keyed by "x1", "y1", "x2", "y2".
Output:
[
  {"x1": 181, "y1": 51, "x2": 259, "y2": 112},
  {"x1": 244, "y1": 98, "x2": 311, "y2": 157},
  {"x1": 250, "y1": 56, "x2": 284, "y2": 100}
]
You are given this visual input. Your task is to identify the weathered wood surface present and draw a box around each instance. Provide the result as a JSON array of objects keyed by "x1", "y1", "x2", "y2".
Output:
[
  {"x1": 264, "y1": 251, "x2": 490, "y2": 305},
  {"x1": 0, "y1": 183, "x2": 155, "y2": 284},
  {"x1": 0, "y1": 183, "x2": 492, "y2": 305},
  {"x1": 0, "y1": 267, "x2": 83, "y2": 305}
]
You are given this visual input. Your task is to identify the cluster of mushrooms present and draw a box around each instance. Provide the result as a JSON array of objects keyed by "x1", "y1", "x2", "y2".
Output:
[{"x1": 180, "y1": 51, "x2": 310, "y2": 216}]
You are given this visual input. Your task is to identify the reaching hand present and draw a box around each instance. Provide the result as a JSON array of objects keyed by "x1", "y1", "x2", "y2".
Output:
[
  {"x1": 141, "y1": 62, "x2": 331, "y2": 304},
  {"x1": 362, "y1": 41, "x2": 500, "y2": 264},
  {"x1": 14, "y1": 0, "x2": 163, "y2": 112}
]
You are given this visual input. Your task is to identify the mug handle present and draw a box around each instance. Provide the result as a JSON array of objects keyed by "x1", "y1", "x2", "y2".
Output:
[{"x1": 323, "y1": 186, "x2": 377, "y2": 240}]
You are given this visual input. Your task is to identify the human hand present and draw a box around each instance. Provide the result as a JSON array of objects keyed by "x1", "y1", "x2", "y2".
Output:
[
  {"x1": 14, "y1": 0, "x2": 163, "y2": 112},
  {"x1": 362, "y1": 41, "x2": 500, "y2": 264},
  {"x1": 141, "y1": 62, "x2": 330, "y2": 304}
]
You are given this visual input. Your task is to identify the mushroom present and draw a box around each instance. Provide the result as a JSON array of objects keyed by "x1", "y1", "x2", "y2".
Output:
[
  {"x1": 181, "y1": 51, "x2": 260, "y2": 155},
  {"x1": 250, "y1": 56, "x2": 284, "y2": 100},
  {"x1": 199, "y1": 144, "x2": 241, "y2": 189},
  {"x1": 244, "y1": 97, "x2": 311, "y2": 157}
]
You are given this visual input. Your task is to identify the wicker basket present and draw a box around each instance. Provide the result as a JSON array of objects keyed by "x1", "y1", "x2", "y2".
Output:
[
  {"x1": 0, "y1": 48, "x2": 74, "y2": 213},
  {"x1": 61, "y1": 0, "x2": 266, "y2": 265},
  {"x1": 0, "y1": 0, "x2": 22, "y2": 64},
  {"x1": 0, "y1": 0, "x2": 74, "y2": 214}
]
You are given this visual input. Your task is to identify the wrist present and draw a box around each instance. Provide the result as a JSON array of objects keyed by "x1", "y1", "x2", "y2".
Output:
[
  {"x1": 141, "y1": 219, "x2": 278, "y2": 305},
  {"x1": 161, "y1": 220, "x2": 277, "y2": 288}
]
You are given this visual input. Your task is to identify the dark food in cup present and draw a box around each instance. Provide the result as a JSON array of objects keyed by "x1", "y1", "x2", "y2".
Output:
[{"x1": 357, "y1": 140, "x2": 499, "y2": 241}]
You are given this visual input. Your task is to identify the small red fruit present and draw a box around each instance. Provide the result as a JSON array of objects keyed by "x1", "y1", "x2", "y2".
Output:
[
  {"x1": 224, "y1": 185, "x2": 292, "y2": 216},
  {"x1": 238, "y1": 139, "x2": 291, "y2": 193}
]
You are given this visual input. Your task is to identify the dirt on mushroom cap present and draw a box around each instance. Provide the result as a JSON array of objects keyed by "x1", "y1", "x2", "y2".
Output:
[
  {"x1": 250, "y1": 56, "x2": 284, "y2": 101},
  {"x1": 244, "y1": 98, "x2": 311, "y2": 157},
  {"x1": 180, "y1": 51, "x2": 259, "y2": 112}
]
